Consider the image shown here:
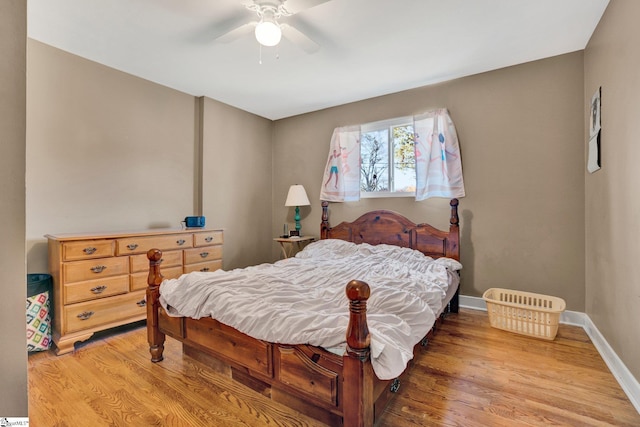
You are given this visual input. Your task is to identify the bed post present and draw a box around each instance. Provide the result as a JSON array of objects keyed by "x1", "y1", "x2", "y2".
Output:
[
  {"x1": 343, "y1": 280, "x2": 374, "y2": 427},
  {"x1": 449, "y1": 198, "x2": 459, "y2": 233},
  {"x1": 147, "y1": 249, "x2": 166, "y2": 362},
  {"x1": 448, "y1": 198, "x2": 460, "y2": 313},
  {"x1": 321, "y1": 201, "x2": 330, "y2": 239}
]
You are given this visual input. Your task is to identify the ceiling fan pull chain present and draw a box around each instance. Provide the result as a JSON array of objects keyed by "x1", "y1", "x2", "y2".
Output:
[{"x1": 259, "y1": 43, "x2": 263, "y2": 65}]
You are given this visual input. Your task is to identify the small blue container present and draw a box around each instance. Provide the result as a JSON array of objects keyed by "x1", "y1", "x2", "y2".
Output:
[{"x1": 185, "y1": 216, "x2": 206, "y2": 228}]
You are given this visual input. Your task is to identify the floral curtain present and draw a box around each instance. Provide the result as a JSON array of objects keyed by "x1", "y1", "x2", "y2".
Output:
[{"x1": 320, "y1": 109, "x2": 465, "y2": 202}]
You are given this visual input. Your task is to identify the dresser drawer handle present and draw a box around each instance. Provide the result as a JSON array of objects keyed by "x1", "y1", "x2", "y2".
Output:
[
  {"x1": 77, "y1": 311, "x2": 95, "y2": 321},
  {"x1": 136, "y1": 299, "x2": 146, "y2": 307},
  {"x1": 127, "y1": 244, "x2": 139, "y2": 250},
  {"x1": 90, "y1": 285, "x2": 107, "y2": 294},
  {"x1": 200, "y1": 267, "x2": 210, "y2": 272},
  {"x1": 199, "y1": 252, "x2": 209, "y2": 258},
  {"x1": 176, "y1": 239, "x2": 186, "y2": 246},
  {"x1": 91, "y1": 265, "x2": 107, "y2": 273},
  {"x1": 205, "y1": 236, "x2": 213, "y2": 243},
  {"x1": 83, "y1": 247, "x2": 97, "y2": 255}
]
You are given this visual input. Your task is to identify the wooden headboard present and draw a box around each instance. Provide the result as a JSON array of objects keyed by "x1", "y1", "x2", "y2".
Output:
[{"x1": 320, "y1": 199, "x2": 460, "y2": 261}]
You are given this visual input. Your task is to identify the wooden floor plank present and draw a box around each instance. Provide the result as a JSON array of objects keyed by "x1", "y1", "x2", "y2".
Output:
[{"x1": 28, "y1": 309, "x2": 640, "y2": 426}]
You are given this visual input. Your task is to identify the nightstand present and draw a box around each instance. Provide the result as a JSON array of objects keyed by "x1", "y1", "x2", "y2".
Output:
[{"x1": 274, "y1": 236, "x2": 315, "y2": 258}]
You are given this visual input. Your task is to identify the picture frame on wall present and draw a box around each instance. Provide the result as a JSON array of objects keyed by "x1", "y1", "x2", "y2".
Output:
[
  {"x1": 588, "y1": 86, "x2": 601, "y2": 173},
  {"x1": 590, "y1": 87, "x2": 601, "y2": 138}
]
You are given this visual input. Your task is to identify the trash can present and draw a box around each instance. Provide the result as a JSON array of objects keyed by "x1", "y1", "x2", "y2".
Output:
[{"x1": 27, "y1": 273, "x2": 53, "y2": 352}]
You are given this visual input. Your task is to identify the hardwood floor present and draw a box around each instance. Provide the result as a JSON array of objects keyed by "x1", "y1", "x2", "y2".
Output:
[{"x1": 28, "y1": 309, "x2": 640, "y2": 426}]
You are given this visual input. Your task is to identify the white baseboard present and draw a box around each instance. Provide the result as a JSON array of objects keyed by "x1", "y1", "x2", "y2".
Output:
[
  {"x1": 459, "y1": 294, "x2": 486, "y2": 311},
  {"x1": 582, "y1": 315, "x2": 640, "y2": 414},
  {"x1": 459, "y1": 295, "x2": 640, "y2": 413}
]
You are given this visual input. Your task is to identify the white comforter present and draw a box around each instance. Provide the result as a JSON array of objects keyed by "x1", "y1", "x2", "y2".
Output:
[{"x1": 159, "y1": 239, "x2": 462, "y2": 380}]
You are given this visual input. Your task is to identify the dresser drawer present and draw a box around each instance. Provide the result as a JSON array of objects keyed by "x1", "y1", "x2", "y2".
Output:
[
  {"x1": 64, "y1": 290, "x2": 146, "y2": 334},
  {"x1": 130, "y1": 266, "x2": 183, "y2": 291},
  {"x1": 64, "y1": 275, "x2": 129, "y2": 304},
  {"x1": 130, "y1": 250, "x2": 183, "y2": 273},
  {"x1": 194, "y1": 231, "x2": 223, "y2": 247},
  {"x1": 116, "y1": 233, "x2": 192, "y2": 255},
  {"x1": 62, "y1": 240, "x2": 115, "y2": 261},
  {"x1": 63, "y1": 256, "x2": 129, "y2": 283},
  {"x1": 184, "y1": 246, "x2": 223, "y2": 265},
  {"x1": 183, "y1": 260, "x2": 222, "y2": 274}
]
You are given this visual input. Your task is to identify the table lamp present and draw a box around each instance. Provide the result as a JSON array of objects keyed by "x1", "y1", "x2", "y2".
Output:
[{"x1": 285, "y1": 184, "x2": 311, "y2": 235}]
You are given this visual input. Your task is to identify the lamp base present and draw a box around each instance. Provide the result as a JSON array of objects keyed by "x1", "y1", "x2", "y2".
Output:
[{"x1": 294, "y1": 206, "x2": 302, "y2": 235}]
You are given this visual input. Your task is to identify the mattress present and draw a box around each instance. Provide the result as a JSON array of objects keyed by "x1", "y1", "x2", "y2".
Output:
[{"x1": 159, "y1": 239, "x2": 462, "y2": 379}]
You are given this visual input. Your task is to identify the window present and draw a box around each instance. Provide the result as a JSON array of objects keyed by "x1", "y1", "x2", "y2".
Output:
[
  {"x1": 360, "y1": 116, "x2": 415, "y2": 198},
  {"x1": 319, "y1": 109, "x2": 465, "y2": 203}
]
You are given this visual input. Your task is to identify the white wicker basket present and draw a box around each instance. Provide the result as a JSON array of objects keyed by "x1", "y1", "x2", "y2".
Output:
[{"x1": 483, "y1": 288, "x2": 566, "y2": 340}]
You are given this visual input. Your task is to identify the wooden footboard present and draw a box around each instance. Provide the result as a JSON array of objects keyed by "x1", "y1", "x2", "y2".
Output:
[{"x1": 147, "y1": 249, "x2": 381, "y2": 426}]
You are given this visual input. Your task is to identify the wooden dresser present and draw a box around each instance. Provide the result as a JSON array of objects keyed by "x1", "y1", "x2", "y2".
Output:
[{"x1": 46, "y1": 228, "x2": 223, "y2": 355}]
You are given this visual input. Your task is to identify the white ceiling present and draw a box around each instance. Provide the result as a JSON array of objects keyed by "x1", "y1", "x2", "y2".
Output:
[{"x1": 28, "y1": 0, "x2": 609, "y2": 120}]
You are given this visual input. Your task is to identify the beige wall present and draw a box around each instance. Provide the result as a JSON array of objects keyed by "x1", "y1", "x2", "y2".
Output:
[
  {"x1": 584, "y1": 0, "x2": 640, "y2": 381},
  {"x1": 26, "y1": 40, "x2": 273, "y2": 274},
  {"x1": 0, "y1": 0, "x2": 28, "y2": 417},
  {"x1": 200, "y1": 97, "x2": 273, "y2": 269},
  {"x1": 26, "y1": 40, "x2": 274, "y2": 273},
  {"x1": 273, "y1": 52, "x2": 587, "y2": 310},
  {"x1": 26, "y1": 40, "x2": 198, "y2": 273}
]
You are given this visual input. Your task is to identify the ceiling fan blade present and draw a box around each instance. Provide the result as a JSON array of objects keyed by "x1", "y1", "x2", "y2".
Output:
[
  {"x1": 215, "y1": 22, "x2": 257, "y2": 43},
  {"x1": 280, "y1": 23, "x2": 320, "y2": 54},
  {"x1": 187, "y1": 10, "x2": 253, "y2": 43},
  {"x1": 281, "y1": 0, "x2": 331, "y2": 15}
]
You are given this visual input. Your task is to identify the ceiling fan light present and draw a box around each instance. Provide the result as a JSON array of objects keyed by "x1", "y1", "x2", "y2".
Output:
[{"x1": 255, "y1": 20, "x2": 282, "y2": 47}]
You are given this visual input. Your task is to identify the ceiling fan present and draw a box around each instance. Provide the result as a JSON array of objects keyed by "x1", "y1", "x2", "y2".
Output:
[{"x1": 215, "y1": 0, "x2": 330, "y2": 53}]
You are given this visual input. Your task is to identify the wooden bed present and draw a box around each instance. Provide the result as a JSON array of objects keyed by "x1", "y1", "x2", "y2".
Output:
[{"x1": 146, "y1": 199, "x2": 460, "y2": 426}]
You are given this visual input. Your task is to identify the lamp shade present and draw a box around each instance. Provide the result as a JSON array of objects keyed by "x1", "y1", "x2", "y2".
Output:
[{"x1": 285, "y1": 185, "x2": 310, "y2": 207}]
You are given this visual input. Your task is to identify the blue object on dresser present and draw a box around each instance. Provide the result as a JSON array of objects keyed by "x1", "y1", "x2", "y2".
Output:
[{"x1": 185, "y1": 216, "x2": 206, "y2": 228}]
